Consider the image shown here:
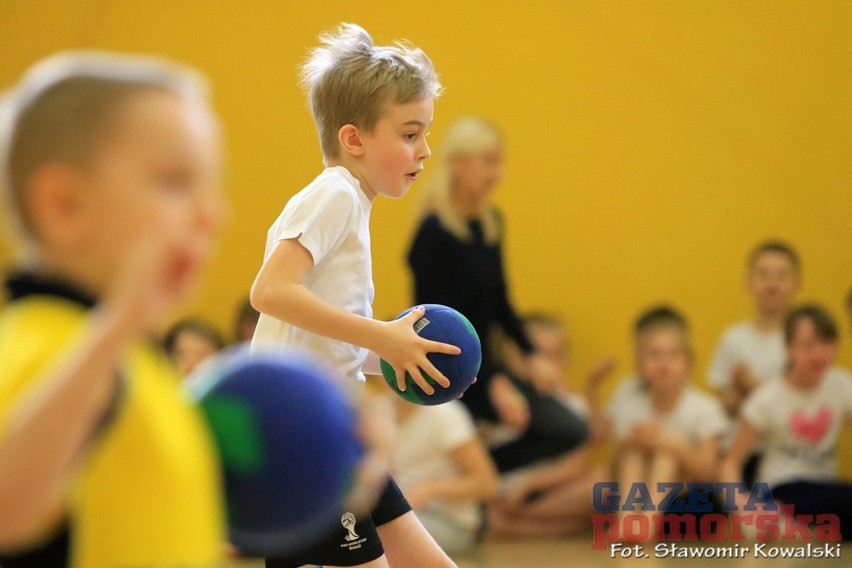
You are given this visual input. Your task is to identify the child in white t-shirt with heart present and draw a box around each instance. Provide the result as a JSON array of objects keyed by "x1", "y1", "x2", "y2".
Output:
[{"x1": 721, "y1": 304, "x2": 852, "y2": 536}]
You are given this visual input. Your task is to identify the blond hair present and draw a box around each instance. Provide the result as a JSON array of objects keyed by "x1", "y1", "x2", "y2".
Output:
[
  {"x1": 0, "y1": 50, "x2": 208, "y2": 253},
  {"x1": 300, "y1": 23, "x2": 441, "y2": 162},
  {"x1": 418, "y1": 116, "x2": 502, "y2": 243}
]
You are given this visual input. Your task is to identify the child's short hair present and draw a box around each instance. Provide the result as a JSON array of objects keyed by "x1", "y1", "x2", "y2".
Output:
[
  {"x1": 634, "y1": 305, "x2": 690, "y2": 336},
  {"x1": 633, "y1": 305, "x2": 693, "y2": 355},
  {"x1": 163, "y1": 317, "x2": 226, "y2": 357},
  {"x1": 0, "y1": 51, "x2": 208, "y2": 246},
  {"x1": 747, "y1": 240, "x2": 801, "y2": 273},
  {"x1": 784, "y1": 304, "x2": 838, "y2": 344},
  {"x1": 524, "y1": 312, "x2": 564, "y2": 330},
  {"x1": 300, "y1": 23, "x2": 442, "y2": 161}
]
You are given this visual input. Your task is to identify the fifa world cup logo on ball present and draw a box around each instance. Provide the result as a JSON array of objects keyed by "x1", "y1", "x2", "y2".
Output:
[{"x1": 342, "y1": 512, "x2": 359, "y2": 541}]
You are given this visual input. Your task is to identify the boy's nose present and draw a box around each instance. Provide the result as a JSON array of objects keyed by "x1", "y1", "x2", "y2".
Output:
[{"x1": 419, "y1": 139, "x2": 432, "y2": 161}]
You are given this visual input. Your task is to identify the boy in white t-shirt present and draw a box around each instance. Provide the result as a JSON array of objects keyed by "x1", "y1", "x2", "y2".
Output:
[
  {"x1": 250, "y1": 23, "x2": 459, "y2": 568},
  {"x1": 609, "y1": 307, "x2": 728, "y2": 532},
  {"x1": 720, "y1": 305, "x2": 852, "y2": 537},
  {"x1": 708, "y1": 241, "x2": 801, "y2": 416}
]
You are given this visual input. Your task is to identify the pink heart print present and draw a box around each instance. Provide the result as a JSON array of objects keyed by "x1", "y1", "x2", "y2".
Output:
[{"x1": 790, "y1": 405, "x2": 833, "y2": 444}]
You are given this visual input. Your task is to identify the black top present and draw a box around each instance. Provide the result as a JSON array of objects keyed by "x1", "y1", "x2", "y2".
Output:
[
  {"x1": 407, "y1": 212, "x2": 534, "y2": 418},
  {"x1": 5, "y1": 271, "x2": 97, "y2": 307}
]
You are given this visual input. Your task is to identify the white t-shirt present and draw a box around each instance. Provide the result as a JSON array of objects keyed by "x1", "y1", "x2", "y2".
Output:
[
  {"x1": 608, "y1": 376, "x2": 729, "y2": 444},
  {"x1": 741, "y1": 366, "x2": 852, "y2": 488},
  {"x1": 251, "y1": 167, "x2": 374, "y2": 391},
  {"x1": 391, "y1": 401, "x2": 481, "y2": 532},
  {"x1": 707, "y1": 321, "x2": 786, "y2": 392}
]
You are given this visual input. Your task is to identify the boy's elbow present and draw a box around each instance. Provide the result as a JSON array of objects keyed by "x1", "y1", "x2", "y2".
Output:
[
  {"x1": 249, "y1": 278, "x2": 276, "y2": 316},
  {"x1": 248, "y1": 283, "x2": 265, "y2": 314}
]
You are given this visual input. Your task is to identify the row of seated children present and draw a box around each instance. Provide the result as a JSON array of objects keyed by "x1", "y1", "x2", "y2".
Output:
[
  {"x1": 382, "y1": 240, "x2": 852, "y2": 549},
  {"x1": 607, "y1": 300, "x2": 852, "y2": 539}
]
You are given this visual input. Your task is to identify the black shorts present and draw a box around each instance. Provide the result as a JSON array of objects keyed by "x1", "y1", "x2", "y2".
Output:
[{"x1": 265, "y1": 476, "x2": 412, "y2": 567}]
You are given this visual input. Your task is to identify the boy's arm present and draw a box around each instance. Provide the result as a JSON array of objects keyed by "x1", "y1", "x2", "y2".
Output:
[
  {"x1": 584, "y1": 358, "x2": 616, "y2": 442},
  {"x1": 501, "y1": 446, "x2": 590, "y2": 509},
  {"x1": 708, "y1": 334, "x2": 744, "y2": 416},
  {"x1": 251, "y1": 238, "x2": 459, "y2": 392},
  {"x1": 404, "y1": 438, "x2": 498, "y2": 509},
  {"x1": 0, "y1": 228, "x2": 203, "y2": 548},
  {"x1": 719, "y1": 419, "x2": 759, "y2": 510},
  {"x1": 0, "y1": 313, "x2": 132, "y2": 547}
]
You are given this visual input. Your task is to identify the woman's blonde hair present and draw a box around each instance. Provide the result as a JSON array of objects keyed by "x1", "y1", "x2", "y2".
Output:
[{"x1": 418, "y1": 116, "x2": 502, "y2": 243}]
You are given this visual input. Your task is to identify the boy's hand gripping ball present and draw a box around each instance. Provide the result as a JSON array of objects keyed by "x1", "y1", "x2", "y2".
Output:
[{"x1": 380, "y1": 304, "x2": 481, "y2": 405}]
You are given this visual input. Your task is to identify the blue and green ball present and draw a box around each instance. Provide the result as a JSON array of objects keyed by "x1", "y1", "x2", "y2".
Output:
[{"x1": 380, "y1": 304, "x2": 481, "y2": 405}]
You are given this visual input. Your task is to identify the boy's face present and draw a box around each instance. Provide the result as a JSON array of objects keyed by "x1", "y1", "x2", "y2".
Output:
[
  {"x1": 529, "y1": 324, "x2": 569, "y2": 375},
  {"x1": 786, "y1": 319, "x2": 837, "y2": 387},
  {"x1": 73, "y1": 92, "x2": 223, "y2": 289},
  {"x1": 449, "y1": 144, "x2": 503, "y2": 202},
  {"x1": 636, "y1": 328, "x2": 692, "y2": 393},
  {"x1": 171, "y1": 329, "x2": 219, "y2": 378},
  {"x1": 356, "y1": 97, "x2": 433, "y2": 200},
  {"x1": 747, "y1": 251, "x2": 800, "y2": 315}
]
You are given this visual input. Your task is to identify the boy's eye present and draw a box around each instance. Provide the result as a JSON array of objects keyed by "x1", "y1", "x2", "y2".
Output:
[
  {"x1": 404, "y1": 133, "x2": 417, "y2": 141},
  {"x1": 158, "y1": 169, "x2": 192, "y2": 193}
]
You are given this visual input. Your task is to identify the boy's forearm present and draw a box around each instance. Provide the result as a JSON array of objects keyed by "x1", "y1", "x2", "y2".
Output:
[
  {"x1": 0, "y1": 308, "x2": 131, "y2": 546},
  {"x1": 253, "y1": 281, "x2": 385, "y2": 352}
]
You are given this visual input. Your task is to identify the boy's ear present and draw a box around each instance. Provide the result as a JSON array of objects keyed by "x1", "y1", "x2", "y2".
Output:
[
  {"x1": 338, "y1": 124, "x2": 366, "y2": 157},
  {"x1": 26, "y1": 162, "x2": 86, "y2": 248}
]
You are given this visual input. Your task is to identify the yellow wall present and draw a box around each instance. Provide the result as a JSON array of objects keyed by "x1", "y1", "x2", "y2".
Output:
[{"x1": 2, "y1": 3, "x2": 851, "y2": 410}]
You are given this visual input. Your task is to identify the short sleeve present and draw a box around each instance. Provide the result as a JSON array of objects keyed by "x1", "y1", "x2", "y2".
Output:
[
  {"x1": 434, "y1": 401, "x2": 476, "y2": 452},
  {"x1": 691, "y1": 392, "x2": 730, "y2": 442},
  {"x1": 707, "y1": 329, "x2": 738, "y2": 389},
  {"x1": 833, "y1": 367, "x2": 852, "y2": 418},
  {"x1": 740, "y1": 383, "x2": 772, "y2": 434},
  {"x1": 607, "y1": 377, "x2": 647, "y2": 440},
  {"x1": 272, "y1": 181, "x2": 356, "y2": 266}
]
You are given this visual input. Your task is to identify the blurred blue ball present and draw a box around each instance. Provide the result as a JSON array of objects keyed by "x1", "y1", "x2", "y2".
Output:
[{"x1": 187, "y1": 348, "x2": 363, "y2": 556}]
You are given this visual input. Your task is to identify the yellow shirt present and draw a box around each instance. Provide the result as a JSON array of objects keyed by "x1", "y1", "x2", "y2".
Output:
[{"x1": 0, "y1": 279, "x2": 224, "y2": 567}]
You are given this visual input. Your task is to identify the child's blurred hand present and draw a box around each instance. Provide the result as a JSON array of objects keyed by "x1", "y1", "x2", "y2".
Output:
[
  {"x1": 527, "y1": 353, "x2": 561, "y2": 394},
  {"x1": 501, "y1": 479, "x2": 539, "y2": 512},
  {"x1": 631, "y1": 422, "x2": 688, "y2": 457},
  {"x1": 489, "y1": 373, "x2": 530, "y2": 430},
  {"x1": 374, "y1": 306, "x2": 460, "y2": 394},
  {"x1": 732, "y1": 363, "x2": 757, "y2": 395},
  {"x1": 629, "y1": 421, "x2": 662, "y2": 452},
  {"x1": 102, "y1": 221, "x2": 211, "y2": 338},
  {"x1": 587, "y1": 358, "x2": 617, "y2": 389},
  {"x1": 655, "y1": 427, "x2": 688, "y2": 455}
]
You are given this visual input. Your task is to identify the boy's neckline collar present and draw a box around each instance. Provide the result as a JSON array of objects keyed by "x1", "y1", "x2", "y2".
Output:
[
  {"x1": 4, "y1": 271, "x2": 97, "y2": 308},
  {"x1": 326, "y1": 165, "x2": 373, "y2": 206}
]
